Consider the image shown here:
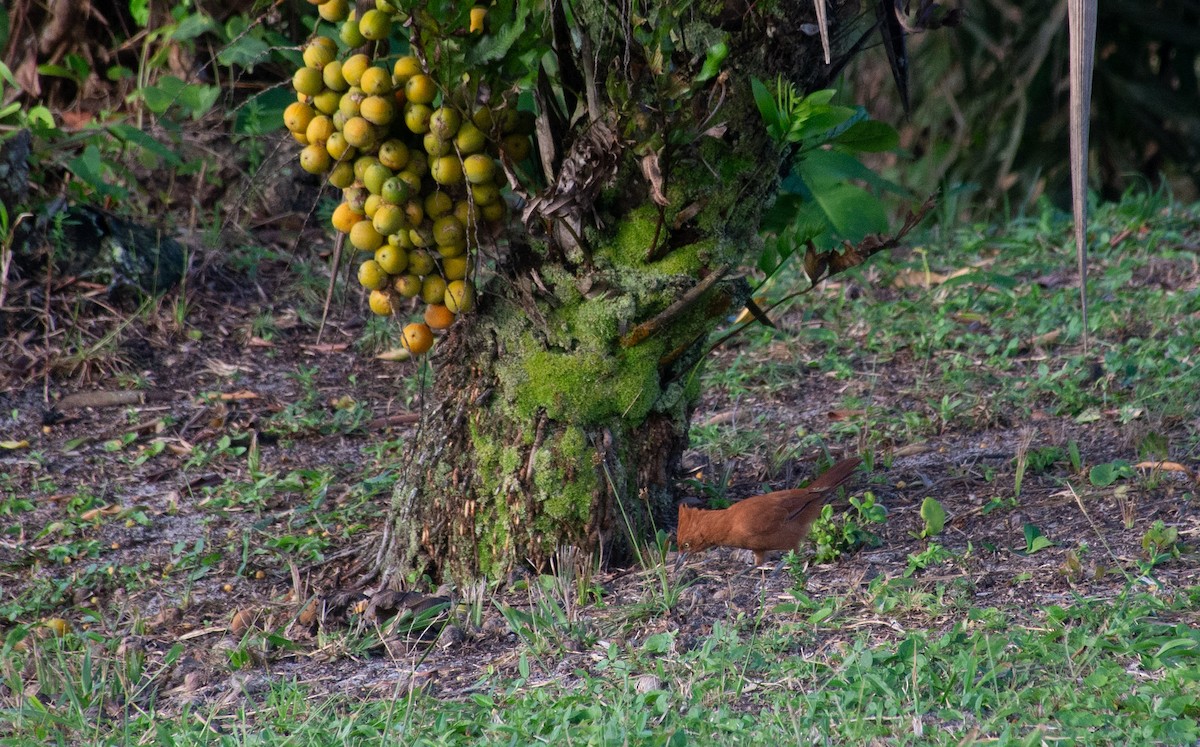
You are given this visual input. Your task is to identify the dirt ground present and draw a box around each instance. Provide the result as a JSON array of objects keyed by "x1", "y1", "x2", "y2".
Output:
[{"x1": 2, "y1": 182, "x2": 1198, "y2": 713}]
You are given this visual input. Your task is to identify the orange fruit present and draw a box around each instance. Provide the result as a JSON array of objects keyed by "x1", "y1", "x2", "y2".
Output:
[
  {"x1": 378, "y1": 139, "x2": 410, "y2": 170},
  {"x1": 375, "y1": 245, "x2": 409, "y2": 274},
  {"x1": 303, "y1": 41, "x2": 335, "y2": 69},
  {"x1": 392, "y1": 56, "x2": 422, "y2": 84},
  {"x1": 373, "y1": 203, "x2": 406, "y2": 236},
  {"x1": 342, "y1": 54, "x2": 371, "y2": 87},
  {"x1": 407, "y1": 248, "x2": 435, "y2": 276},
  {"x1": 405, "y1": 74, "x2": 437, "y2": 105},
  {"x1": 284, "y1": 101, "x2": 315, "y2": 133},
  {"x1": 328, "y1": 161, "x2": 355, "y2": 188},
  {"x1": 401, "y1": 323, "x2": 434, "y2": 354},
  {"x1": 501, "y1": 134, "x2": 531, "y2": 161},
  {"x1": 358, "y1": 259, "x2": 388, "y2": 290},
  {"x1": 424, "y1": 304, "x2": 456, "y2": 330},
  {"x1": 360, "y1": 66, "x2": 392, "y2": 96},
  {"x1": 441, "y1": 255, "x2": 468, "y2": 280},
  {"x1": 343, "y1": 116, "x2": 375, "y2": 149},
  {"x1": 404, "y1": 103, "x2": 433, "y2": 134},
  {"x1": 454, "y1": 122, "x2": 486, "y2": 154},
  {"x1": 360, "y1": 95, "x2": 395, "y2": 125},
  {"x1": 332, "y1": 201, "x2": 364, "y2": 233},
  {"x1": 463, "y1": 154, "x2": 495, "y2": 184},
  {"x1": 368, "y1": 289, "x2": 394, "y2": 316},
  {"x1": 349, "y1": 220, "x2": 384, "y2": 252},
  {"x1": 305, "y1": 114, "x2": 335, "y2": 144},
  {"x1": 299, "y1": 143, "x2": 331, "y2": 174},
  {"x1": 421, "y1": 275, "x2": 447, "y2": 304},
  {"x1": 322, "y1": 60, "x2": 348, "y2": 92},
  {"x1": 394, "y1": 274, "x2": 422, "y2": 297},
  {"x1": 292, "y1": 67, "x2": 324, "y2": 97},
  {"x1": 444, "y1": 279, "x2": 476, "y2": 313},
  {"x1": 318, "y1": 0, "x2": 349, "y2": 22},
  {"x1": 432, "y1": 215, "x2": 465, "y2": 246},
  {"x1": 430, "y1": 155, "x2": 463, "y2": 185},
  {"x1": 424, "y1": 191, "x2": 453, "y2": 219},
  {"x1": 325, "y1": 131, "x2": 354, "y2": 161},
  {"x1": 358, "y1": 9, "x2": 391, "y2": 41},
  {"x1": 429, "y1": 107, "x2": 461, "y2": 139},
  {"x1": 312, "y1": 89, "x2": 341, "y2": 115}
]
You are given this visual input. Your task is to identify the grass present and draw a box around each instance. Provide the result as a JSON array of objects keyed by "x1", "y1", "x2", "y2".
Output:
[
  {"x1": 3, "y1": 582, "x2": 1197, "y2": 744},
  {"x1": 2, "y1": 190, "x2": 1199, "y2": 743}
]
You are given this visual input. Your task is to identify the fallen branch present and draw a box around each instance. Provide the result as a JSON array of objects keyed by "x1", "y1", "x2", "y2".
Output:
[{"x1": 620, "y1": 264, "x2": 731, "y2": 348}]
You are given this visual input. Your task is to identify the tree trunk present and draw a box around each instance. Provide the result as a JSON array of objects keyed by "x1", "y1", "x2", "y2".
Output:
[{"x1": 384, "y1": 0, "x2": 859, "y2": 584}]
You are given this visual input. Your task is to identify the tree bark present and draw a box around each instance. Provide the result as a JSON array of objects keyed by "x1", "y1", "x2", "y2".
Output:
[{"x1": 385, "y1": 0, "x2": 861, "y2": 585}]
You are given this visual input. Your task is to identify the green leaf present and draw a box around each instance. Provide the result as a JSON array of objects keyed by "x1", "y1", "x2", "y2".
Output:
[
  {"x1": 1089, "y1": 462, "x2": 1125, "y2": 487},
  {"x1": 128, "y1": 0, "x2": 150, "y2": 27},
  {"x1": 1023, "y1": 523, "x2": 1053, "y2": 554},
  {"x1": 642, "y1": 632, "x2": 675, "y2": 653},
  {"x1": 217, "y1": 34, "x2": 270, "y2": 70},
  {"x1": 66, "y1": 144, "x2": 105, "y2": 188},
  {"x1": 798, "y1": 148, "x2": 908, "y2": 196},
  {"x1": 750, "y1": 77, "x2": 783, "y2": 140},
  {"x1": 107, "y1": 123, "x2": 182, "y2": 166},
  {"x1": 140, "y1": 76, "x2": 186, "y2": 113},
  {"x1": 694, "y1": 41, "x2": 729, "y2": 84},
  {"x1": 834, "y1": 120, "x2": 900, "y2": 152},
  {"x1": 172, "y1": 13, "x2": 216, "y2": 42},
  {"x1": 36, "y1": 64, "x2": 78, "y2": 81},
  {"x1": 805, "y1": 181, "x2": 888, "y2": 240},
  {"x1": 178, "y1": 83, "x2": 219, "y2": 119},
  {"x1": 920, "y1": 497, "x2": 946, "y2": 537},
  {"x1": 466, "y1": 1, "x2": 530, "y2": 65}
]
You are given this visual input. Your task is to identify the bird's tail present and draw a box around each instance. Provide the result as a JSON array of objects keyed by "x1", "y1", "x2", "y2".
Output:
[{"x1": 782, "y1": 453, "x2": 868, "y2": 523}]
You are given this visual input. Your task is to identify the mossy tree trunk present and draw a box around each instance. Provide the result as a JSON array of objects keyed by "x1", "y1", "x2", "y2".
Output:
[{"x1": 385, "y1": 0, "x2": 858, "y2": 584}]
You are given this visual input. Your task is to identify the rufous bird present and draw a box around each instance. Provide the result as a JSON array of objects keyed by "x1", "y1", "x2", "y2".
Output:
[{"x1": 676, "y1": 456, "x2": 863, "y2": 565}]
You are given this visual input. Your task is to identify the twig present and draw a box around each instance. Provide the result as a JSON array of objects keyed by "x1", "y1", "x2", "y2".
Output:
[
  {"x1": 706, "y1": 196, "x2": 935, "y2": 354},
  {"x1": 620, "y1": 264, "x2": 730, "y2": 348},
  {"x1": 317, "y1": 231, "x2": 345, "y2": 345}
]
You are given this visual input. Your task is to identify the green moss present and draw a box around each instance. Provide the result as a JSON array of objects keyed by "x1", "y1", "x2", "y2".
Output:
[
  {"x1": 533, "y1": 425, "x2": 596, "y2": 532},
  {"x1": 600, "y1": 205, "x2": 662, "y2": 268},
  {"x1": 499, "y1": 445, "x2": 522, "y2": 476},
  {"x1": 566, "y1": 294, "x2": 636, "y2": 349},
  {"x1": 508, "y1": 343, "x2": 660, "y2": 425},
  {"x1": 651, "y1": 238, "x2": 711, "y2": 276}
]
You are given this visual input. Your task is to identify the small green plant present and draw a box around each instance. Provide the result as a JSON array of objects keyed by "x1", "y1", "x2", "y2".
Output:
[
  {"x1": 810, "y1": 492, "x2": 888, "y2": 563},
  {"x1": 1141, "y1": 520, "x2": 1179, "y2": 567},
  {"x1": 904, "y1": 543, "x2": 953, "y2": 576},
  {"x1": 917, "y1": 497, "x2": 946, "y2": 539},
  {"x1": 1089, "y1": 460, "x2": 1136, "y2": 487},
  {"x1": 1021, "y1": 524, "x2": 1054, "y2": 555}
]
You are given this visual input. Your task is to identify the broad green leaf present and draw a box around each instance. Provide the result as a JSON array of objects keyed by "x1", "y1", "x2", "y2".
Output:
[
  {"x1": 806, "y1": 181, "x2": 888, "y2": 240},
  {"x1": 796, "y1": 148, "x2": 908, "y2": 196},
  {"x1": 217, "y1": 34, "x2": 270, "y2": 70},
  {"x1": 834, "y1": 120, "x2": 900, "y2": 152}
]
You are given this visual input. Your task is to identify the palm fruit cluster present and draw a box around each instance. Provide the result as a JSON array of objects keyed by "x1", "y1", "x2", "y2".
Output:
[{"x1": 283, "y1": 0, "x2": 531, "y2": 356}]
